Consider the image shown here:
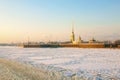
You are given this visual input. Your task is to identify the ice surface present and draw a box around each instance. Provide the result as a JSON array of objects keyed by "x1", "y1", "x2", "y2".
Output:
[{"x1": 0, "y1": 46, "x2": 120, "y2": 79}]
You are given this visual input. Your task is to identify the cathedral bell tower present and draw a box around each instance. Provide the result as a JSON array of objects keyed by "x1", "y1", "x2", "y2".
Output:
[{"x1": 70, "y1": 22, "x2": 75, "y2": 43}]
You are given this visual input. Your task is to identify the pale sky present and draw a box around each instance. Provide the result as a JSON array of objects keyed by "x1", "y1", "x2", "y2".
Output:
[{"x1": 0, "y1": 0, "x2": 120, "y2": 43}]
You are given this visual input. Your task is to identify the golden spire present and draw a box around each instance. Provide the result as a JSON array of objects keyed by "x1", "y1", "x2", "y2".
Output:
[
  {"x1": 70, "y1": 21, "x2": 75, "y2": 43},
  {"x1": 72, "y1": 21, "x2": 74, "y2": 33}
]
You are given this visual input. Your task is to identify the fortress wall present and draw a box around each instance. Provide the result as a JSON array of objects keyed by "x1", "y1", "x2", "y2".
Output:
[
  {"x1": 60, "y1": 44, "x2": 79, "y2": 48},
  {"x1": 21, "y1": 44, "x2": 60, "y2": 48},
  {"x1": 18, "y1": 43, "x2": 119, "y2": 48},
  {"x1": 79, "y1": 43, "x2": 104, "y2": 48},
  {"x1": 23, "y1": 44, "x2": 40, "y2": 48},
  {"x1": 118, "y1": 45, "x2": 120, "y2": 48},
  {"x1": 60, "y1": 43, "x2": 105, "y2": 48}
]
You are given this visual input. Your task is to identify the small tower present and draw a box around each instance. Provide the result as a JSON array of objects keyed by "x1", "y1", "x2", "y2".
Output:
[
  {"x1": 70, "y1": 22, "x2": 75, "y2": 43},
  {"x1": 89, "y1": 37, "x2": 96, "y2": 43},
  {"x1": 78, "y1": 36, "x2": 82, "y2": 43}
]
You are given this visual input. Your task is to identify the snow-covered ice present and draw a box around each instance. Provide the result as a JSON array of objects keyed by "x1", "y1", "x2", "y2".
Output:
[{"x1": 0, "y1": 46, "x2": 120, "y2": 79}]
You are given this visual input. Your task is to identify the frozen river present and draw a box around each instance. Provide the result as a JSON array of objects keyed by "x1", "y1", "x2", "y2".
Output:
[{"x1": 0, "y1": 46, "x2": 120, "y2": 79}]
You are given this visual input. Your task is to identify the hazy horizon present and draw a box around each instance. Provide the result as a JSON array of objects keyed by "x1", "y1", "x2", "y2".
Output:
[{"x1": 0, "y1": 0, "x2": 120, "y2": 43}]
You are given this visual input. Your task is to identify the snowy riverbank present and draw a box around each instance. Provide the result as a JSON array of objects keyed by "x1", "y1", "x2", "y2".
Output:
[{"x1": 0, "y1": 46, "x2": 120, "y2": 80}]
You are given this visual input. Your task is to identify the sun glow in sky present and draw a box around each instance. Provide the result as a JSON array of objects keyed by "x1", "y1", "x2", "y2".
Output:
[{"x1": 0, "y1": 0, "x2": 120, "y2": 43}]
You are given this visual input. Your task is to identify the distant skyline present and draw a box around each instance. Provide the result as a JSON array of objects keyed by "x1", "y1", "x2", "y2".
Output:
[{"x1": 0, "y1": 0, "x2": 120, "y2": 43}]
